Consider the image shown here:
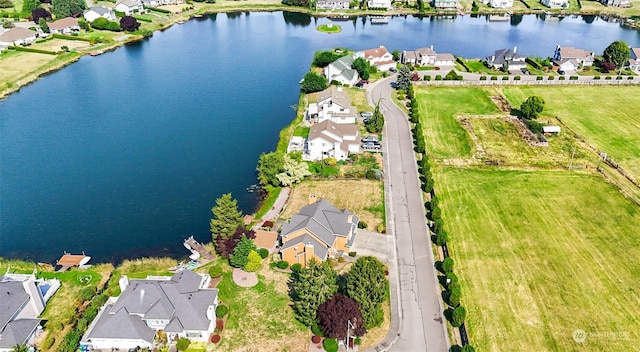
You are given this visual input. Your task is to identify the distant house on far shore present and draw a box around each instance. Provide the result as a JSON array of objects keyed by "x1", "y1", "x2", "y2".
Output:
[
  {"x1": 599, "y1": 0, "x2": 630, "y2": 6},
  {"x1": 540, "y1": 0, "x2": 568, "y2": 8}
]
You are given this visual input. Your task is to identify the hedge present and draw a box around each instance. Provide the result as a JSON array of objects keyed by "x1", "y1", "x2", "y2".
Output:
[
  {"x1": 146, "y1": 6, "x2": 171, "y2": 13},
  {"x1": 455, "y1": 57, "x2": 471, "y2": 72},
  {"x1": 569, "y1": 76, "x2": 579, "y2": 80},
  {"x1": 514, "y1": 75, "x2": 521, "y2": 80},
  {"x1": 134, "y1": 15, "x2": 152, "y2": 22},
  {"x1": 52, "y1": 33, "x2": 92, "y2": 42},
  {"x1": 525, "y1": 57, "x2": 541, "y2": 69},
  {"x1": 9, "y1": 46, "x2": 58, "y2": 55}
]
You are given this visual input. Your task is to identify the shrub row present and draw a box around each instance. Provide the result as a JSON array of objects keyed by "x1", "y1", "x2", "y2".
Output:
[
  {"x1": 146, "y1": 6, "x2": 171, "y2": 13},
  {"x1": 525, "y1": 57, "x2": 541, "y2": 70},
  {"x1": 9, "y1": 46, "x2": 58, "y2": 55},
  {"x1": 455, "y1": 57, "x2": 471, "y2": 72},
  {"x1": 52, "y1": 33, "x2": 92, "y2": 42},
  {"x1": 133, "y1": 15, "x2": 153, "y2": 22}
]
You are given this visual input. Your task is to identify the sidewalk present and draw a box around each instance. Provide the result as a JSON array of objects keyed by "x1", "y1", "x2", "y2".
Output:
[{"x1": 261, "y1": 186, "x2": 290, "y2": 221}]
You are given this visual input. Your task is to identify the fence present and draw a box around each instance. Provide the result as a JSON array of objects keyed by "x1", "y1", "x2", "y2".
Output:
[{"x1": 415, "y1": 78, "x2": 640, "y2": 86}]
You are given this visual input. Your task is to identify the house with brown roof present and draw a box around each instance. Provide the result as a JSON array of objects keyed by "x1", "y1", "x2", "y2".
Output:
[
  {"x1": 553, "y1": 45, "x2": 594, "y2": 71},
  {"x1": 355, "y1": 45, "x2": 396, "y2": 71},
  {"x1": 279, "y1": 196, "x2": 358, "y2": 266},
  {"x1": 48, "y1": 17, "x2": 80, "y2": 35},
  {"x1": 0, "y1": 28, "x2": 37, "y2": 47},
  {"x1": 306, "y1": 120, "x2": 360, "y2": 161},
  {"x1": 306, "y1": 86, "x2": 358, "y2": 125},
  {"x1": 628, "y1": 47, "x2": 640, "y2": 71}
]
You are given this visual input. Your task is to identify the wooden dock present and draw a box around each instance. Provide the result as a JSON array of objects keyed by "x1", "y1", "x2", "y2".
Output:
[
  {"x1": 56, "y1": 252, "x2": 91, "y2": 272},
  {"x1": 184, "y1": 236, "x2": 214, "y2": 260}
]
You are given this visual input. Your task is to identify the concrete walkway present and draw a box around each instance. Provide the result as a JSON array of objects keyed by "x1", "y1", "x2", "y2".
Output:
[
  {"x1": 261, "y1": 186, "x2": 290, "y2": 221},
  {"x1": 363, "y1": 76, "x2": 450, "y2": 352}
]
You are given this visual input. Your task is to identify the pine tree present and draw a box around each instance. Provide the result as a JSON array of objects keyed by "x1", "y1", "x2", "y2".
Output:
[
  {"x1": 210, "y1": 193, "x2": 244, "y2": 242},
  {"x1": 229, "y1": 236, "x2": 256, "y2": 268},
  {"x1": 21, "y1": 0, "x2": 40, "y2": 15},
  {"x1": 396, "y1": 65, "x2": 411, "y2": 91},
  {"x1": 244, "y1": 250, "x2": 262, "y2": 272},
  {"x1": 346, "y1": 256, "x2": 389, "y2": 329},
  {"x1": 290, "y1": 259, "x2": 338, "y2": 326},
  {"x1": 38, "y1": 18, "x2": 49, "y2": 32}
]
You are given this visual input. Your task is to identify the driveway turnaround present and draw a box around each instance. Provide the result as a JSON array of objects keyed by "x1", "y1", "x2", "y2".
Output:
[
  {"x1": 351, "y1": 230, "x2": 390, "y2": 263},
  {"x1": 365, "y1": 76, "x2": 450, "y2": 352}
]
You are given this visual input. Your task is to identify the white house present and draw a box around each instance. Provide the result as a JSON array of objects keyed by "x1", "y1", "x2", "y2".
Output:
[
  {"x1": 115, "y1": 0, "x2": 144, "y2": 15},
  {"x1": 0, "y1": 274, "x2": 61, "y2": 352},
  {"x1": 367, "y1": 0, "x2": 392, "y2": 9},
  {"x1": 355, "y1": 46, "x2": 396, "y2": 71},
  {"x1": 627, "y1": 47, "x2": 640, "y2": 70},
  {"x1": 485, "y1": 47, "x2": 527, "y2": 71},
  {"x1": 402, "y1": 46, "x2": 436, "y2": 65},
  {"x1": 306, "y1": 86, "x2": 357, "y2": 125},
  {"x1": 432, "y1": 0, "x2": 458, "y2": 8},
  {"x1": 48, "y1": 17, "x2": 80, "y2": 35},
  {"x1": 316, "y1": 0, "x2": 350, "y2": 9},
  {"x1": 306, "y1": 120, "x2": 360, "y2": 161},
  {"x1": 82, "y1": 270, "x2": 218, "y2": 351},
  {"x1": 489, "y1": 0, "x2": 514, "y2": 7},
  {"x1": 434, "y1": 53, "x2": 455, "y2": 66},
  {"x1": 324, "y1": 55, "x2": 359, "y2": 86},
  {"x1": 0, "y1": 28, "x2": 37, "y2": 47},
  {"x1": 553, "y1": 45, "x2": 594, "y2": 68},
  {"x1": 599, "y1": 0, "x2": 630, "y2": 6},
  {"x1": 540, "y1": 0, "x2": 568, "y2": 8},
  {"x1": 83, "y1": 6, "x2": 117, "y2": 23}
]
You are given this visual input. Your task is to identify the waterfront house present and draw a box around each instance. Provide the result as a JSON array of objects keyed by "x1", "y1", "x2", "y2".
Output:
[
  {"x1": 402, "y1": 46, "x2": 436, "y2": 65},
  {"x1": 48, "y1": 17, "x2": 80, "y2": 35},
  {"x1": 316, "y1": 0, "x2": 350, "y2": 9},
  {"x1": 306, "y1": 86, "x2": 358, "y2": 125},
  {"x1": 355, "y1": 45, "x2": 396, "y2": 71},
  {"x1": 488, "y1": 0, "x2": 514, "y2": 8},
  {"x1": 432, "y1": 0, "x2": 458, "y2": 9},
  {"x1": 306, "y1": 119, "x2": 360, "y2": 161},
  {"x1": 627, "y1": 47, "x2": 640, "y2": 70},
  {"x1": 367, "y1": 0, "x2": 392, "y2": 9},
  {"x1": 599, "y1": 0, "x2": 630, "y2": 6},
  {"x1": 553, "y1": 45, "x2": 594, "y2": 69},
  {"x1": 83, "y1": 6, "x2": 117, "y2": 23},
  {"x1": 279, "y1": 196, "x2": 358, "y2": 266},
  {"x1": 540, "y1": 0, "x2": 568, "y2": 8},
  {"x1": 0, "y1": 274, "x2": 61, "y2": 352},
  {"x1": 434, "y1": 53, "x2": 455, "y2": 66},
  {"x1": 324, "y1": 55, "x2": 359, "y2": 86},
  {"x1": 485, "y1": 47, "x2": 527, "y2": 71},
  {"x1": 81, "y1": 270, "x2": 218, "y2": 351},
  {"x1": 115, "y1": 0, "x2": 144, "y2": 15},
  {"x1": 0, "y1": 28, "x2": 37, "y2": 47}
]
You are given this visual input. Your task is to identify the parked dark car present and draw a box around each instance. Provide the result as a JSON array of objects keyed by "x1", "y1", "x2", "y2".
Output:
[{"x1": 558, "y1": 69, "x2": 566, "y2": 75}]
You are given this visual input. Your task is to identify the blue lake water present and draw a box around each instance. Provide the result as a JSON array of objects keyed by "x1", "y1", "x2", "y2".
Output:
[{"x1": 1, "y1": 12, "x2": 639, "y2": 263}]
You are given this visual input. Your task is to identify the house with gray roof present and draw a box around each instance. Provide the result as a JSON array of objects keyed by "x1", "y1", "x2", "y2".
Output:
[
  {"x1": 305, "y1": 119, "x2": 360, "y2": 161},
  {"x1": 599, "y1": 0, "x2": 630, "y2": 6},
  {"x1": 628, "y1": 47, "x2": 640, "y2": 71},
  {"x1": 485, "y1": 47, "x2": 527, "y2": 71},
  {"x1": 115, "y1": 0, "x2": 144, "y2": 15},
  {"x1": 280, "y1": 196, "x2": 358, "y2": 266},
  {"x1": 324, "y1": 55, "x2": 360, "y2": 86},
  {"x1": 306, "y1": 86, "x2": 358, "y2": 125},
  {"x1": 0, "y1": 274, "x2": 60, "y2": 352},
  {"x1": 82, "y1": 270, "x2": 218, "y2": 350}
]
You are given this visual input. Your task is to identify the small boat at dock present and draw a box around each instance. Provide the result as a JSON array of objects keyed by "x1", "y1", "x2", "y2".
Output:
[{"x1": 89, "y1": 50, "x2": 104, "y2": 56}]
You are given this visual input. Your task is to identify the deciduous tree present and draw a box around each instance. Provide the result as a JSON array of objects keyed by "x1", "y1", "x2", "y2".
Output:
[
  {"x1": 176, "y1": 337, "x2": 191, "y2": 351},
  {"x1": 603, "y1": 40, "x2": 630, "y2": 70},
  {"x1": 313, "y1": 50, "x2": 345, "y2": 67},
  {"x1": 257, "y1": 151, "x2": 284, "y2": 186},
  {"x1": 229, "y1": 236, "x2": 256, "y2": 268},
  {"x1": 317, "y1": 293, "x2": 366, "y2": 339},
  {"x1": 119, "y1": 15, "x2": 140, "y2": 31},
  {"x1": 442, "y1": 257, "x2": 454, "y2": 274},
  {"x1": 276, "y1": 154, "x2": 311, "y2": 186},
  {"x1": 346, "y1": 256, "x2": 388, "y2": 329},
  {"x1": 351, "y1": 57, "x2": 370, "y2": 80},
  {"x1": 301, "y1": 71, "x2": 327, "y2": 93},
  {"x1": 215, "y1": 226, "x2": 256, "y2": 258},
  {"x1": 31, "y1": 8, "x2": 51, "y2": 23},
  {"x1": 451, "y1": 306, "x2": 467, "y2": 327},
  {"x1": 290, "y1": 259, "x2": 338, "y2": 326},
  {"x1": 520, "y1": 95, "x2": 545, "y2": 119},
  {"x1": 210, "y1": 193, "x2": 244, "y2": 242}
]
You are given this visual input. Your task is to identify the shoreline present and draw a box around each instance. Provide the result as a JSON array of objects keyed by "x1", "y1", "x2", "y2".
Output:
[{"x1": 1, "y1": 4, "x2": 639, "y2": 100}]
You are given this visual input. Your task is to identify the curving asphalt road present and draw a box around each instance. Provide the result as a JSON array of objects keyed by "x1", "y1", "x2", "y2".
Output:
[{"x1": 364, "y1": 76, "x2": 450, "y2": 352}]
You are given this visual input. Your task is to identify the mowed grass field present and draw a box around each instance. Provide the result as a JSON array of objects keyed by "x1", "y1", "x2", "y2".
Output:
[
  {"x1": 501, "y1": 86, "x2": 640, "y2": 181},
  {"x1": 437, "y1": 167, "x2": 640, "y2": 351}
]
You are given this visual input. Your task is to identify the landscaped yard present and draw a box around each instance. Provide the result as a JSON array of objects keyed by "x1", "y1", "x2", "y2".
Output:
[
  {"x1": 501, "y1": 86, "x2": 640, "y2": 181},
  {"x1": 282, "y1": 179, "x2": 385, "y2": 231},
  {"x1": 436, "y1": 167, "x2": 640, "y2": 352}
]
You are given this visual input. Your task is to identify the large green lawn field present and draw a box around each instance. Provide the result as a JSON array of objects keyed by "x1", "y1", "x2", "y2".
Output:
[
  {"x1": 437, "y1": 167, "x2": 640, "y2": 352},
  {"x1": 501, "y1": 86, "x2": 640, "y2": 181}
]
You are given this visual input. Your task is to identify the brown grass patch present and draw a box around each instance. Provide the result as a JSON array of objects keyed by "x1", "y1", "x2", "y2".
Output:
[
  {"x1": 33, "y1": 39, "x2": 90, "y2": 52},
  {"x1": 118, "y1": 257, "x2": 177, "y2": 274},
  {"x1": 282, "y1": 179, "x2": 384, "y2": 230},
  {"x1": 258, "y1": 259, "x2": 290, "y2": 296}
]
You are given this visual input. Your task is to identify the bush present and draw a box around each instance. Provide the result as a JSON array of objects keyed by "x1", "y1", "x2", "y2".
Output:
[
  {"x1": 446, "y1": 272, "x2": 459, "y2": 290},
  {"x1": 216, "y1": 304, "x2": 229, "y2": 318},
  {"x1": 210, "y1": 334, "x2": 221, "y2": 344},
  {"x1": 435, "y1": 75, "x2": 442, "y2": 81},
  {"x1": 323, "y1": 338, "x2": 339, "y2": 352},
  {"x1": 291, "y1": 263, "x2": 302, "y2": 272},
  {"x1": 502, "y1": 76, "x2": 508, "y2": 81},
  {"x1": 90, "y1": 293, "x2": 108, "y2": 309},
  {"x1": 348, "y1": 251, "x2": 357, "y2": 257},
  {"x1": 257, "y1": 247, "x2": 269, "y2": 259},
  {"x1": 442, "y1": 257, "x2": 454, "y2": 273},
  {"x1": 41, "y1": 335, "x2": 55, "y2": 350},
  {"x1": 435, "y1": 230, "x2": 448, "y2": 246},
  {"x1": 215, "y1": 318, "x2": 224, "y2": 331},
  {"x1": 357, "y1": 221, "x2": 367, "y2": 229},
  {"x1": 311, "y1": 322, "x2": 324, "y2": 337},
  {"x1": 548, "y1": 76, "x2": 554, "y2": 80},
  {"x1": 451, "y1": 306, "x2": 467, "y2": 327},
  {"x1": 208, "y1": 265, "x2": 223, "y2": 278},
  {"x1": 324, "y1": 157, "x2": 337, "y2": 166},
  {"x1": 276, "y1": 260, "x2": 289, "y2": 269},
  {"x1": 448, "y1": 286, "x2": 461, "y2": 307},
  {"x1": 536, "y1": 76, "x2": 543, "y2": 80},
  {"x1": 425, "y1": 75, "x2": 431, "y2": 81},
  {"x1": 79, "y1": 286, "x2": 95, "y2": 301},
  {"x1": 594, "y1": 75, "x2": 601, "y2": 80},
  {"x1": 514, "y1": 75, "x2": 521, "y2": 81},
  {"x1": 479, "y1": 75, "x2": 487, "y2": 81},
  {"x1": 444, "y1": 69, "x2": 458, "y2": 80},
  {"x1": 616, "y1": 75, "x2": 623, "y2": 80},
  {"x1": 490, "y1": 75, "x2": 497, "y2": 81},
  {"x1": 559, "y1": 76, "x2": 566, "y2": 80},
  {"x1": 312, "y1": 335, "x2": 322, "y2": 343},
  {"x1": 570, "y1": 76, "x2": 579, "y2": 80},
  {"x1": 376, "y1": 223, "x2": 385, "y2": 233},
  {"x1": 430, "y1": 206, "x2": 441, "y2": 220},
  {"x1": 147, "y1": 6, "x2": 171, "y2": 13}
]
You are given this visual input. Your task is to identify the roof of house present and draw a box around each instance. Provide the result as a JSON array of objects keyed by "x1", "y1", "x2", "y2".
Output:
[
  {"x1": 359, "y1": 46, "x2": 390, "y2": 60},
  {"x1": 254, "y1": 230, "x2": 278, "y2": 249},
  {"x1": 631, "y1": 47, "x2": 640, "y2": 60},
  {"x1": 84, "y1": 6, "x2": 114, "y2": 15},
  {"x1": 280, "y1": 234, "x2": 330, "y2": 260},
  {"x1": 280, "y1": 198, "x2": 358, "y2": 249},
  {"x1": 0, "y1": 318, "x2": 41, "y2": 349},
  {"x1": 88, "y1": 270, "x2": 218, "y2": 341},
  {"x1": 317, "y1": 87, "x2": 351, "y2": 109},
  {"x1": 308, "y1": 119, "x2": 359, "y2": 143},
  {"x1": 435, "y1": 53, "x2": 455, "y2": 61},
  {"x1": 116, "y1": 0, "x2": 141, "y2": 7},
  {"x1": 0, "y1": 281, "x2": 29, "y2": 332},
  {"x1": 486, "y1": 48, "x2": 525, "y2": 65},
  {"x1": 329, "y1": 55, "x2": 358, "y2": 82},
  {"x1": 558, "y1": 46, "x2": 593, "y2": 59},
  {"x1": 0, "y1": 28, "x2": 36, "y2": 43},
  {"x1": 416, "y1": 47, "x2": 436, "y2": 56},
  {"x1": 85, "y1": 306, "x2": 156, "y2": 342},
  {"x1": 48, "y1": 17, "x2": 78, "y2": 30}
]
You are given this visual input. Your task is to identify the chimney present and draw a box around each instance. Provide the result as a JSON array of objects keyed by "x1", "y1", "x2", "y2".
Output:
[
  {"x1": 308, "y1": 194, "x2": 317, "y2": 205},
  {"x1": 513, "y1": 46, "x2": 517, "y2": 53},
  {"x1": 430, "y1": 45, "x2": 433, "y2": 50},
  {"x1": 119, "y1": 275, "x2": 129, "y2": 293},
  {"x1": 305, "y1": 243, "x2": 315, "y2": 264}
]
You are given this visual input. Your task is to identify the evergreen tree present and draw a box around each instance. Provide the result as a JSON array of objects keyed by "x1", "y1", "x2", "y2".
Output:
[
  {"x1": 396, "y1": 65, "x2": 411, "y2": 91},
  {"x1": 346, "y1": 256, "x2": 389, "y2": 329},
  {"x1": 210, "y1": 193, "x2": 244, "y2": 242},
  {"x1": 38, "y1": 17, "x2": 49, "y2": 32},
  {"x1": 229, "y1": 236, "x2": 256, "y2": 268},
  {"x1": 290, "y1": 259, "x2": 338, "y2": 326},
  {"x1": 365, "y1": 100, "x2": 384, "y2": 133},
  {"x1": 21, "y1": 0, "x2": 40, "y2": 15},
  {"x1": 244, "y1": 250, "x2": 262, "y2": 272}
]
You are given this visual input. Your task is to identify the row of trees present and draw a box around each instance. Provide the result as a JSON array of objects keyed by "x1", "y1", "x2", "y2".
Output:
[
  {"x1": 405, "y1": 82, "x2": 475, "y2": 352},
  {"x1": 290, "y1": 257, "x2": 389, "y2": 341}
]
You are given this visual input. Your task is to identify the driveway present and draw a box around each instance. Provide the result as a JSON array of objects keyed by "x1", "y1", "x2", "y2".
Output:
[{"x1": 351, "y1": 230, "x2": 390, "y2": 263}]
